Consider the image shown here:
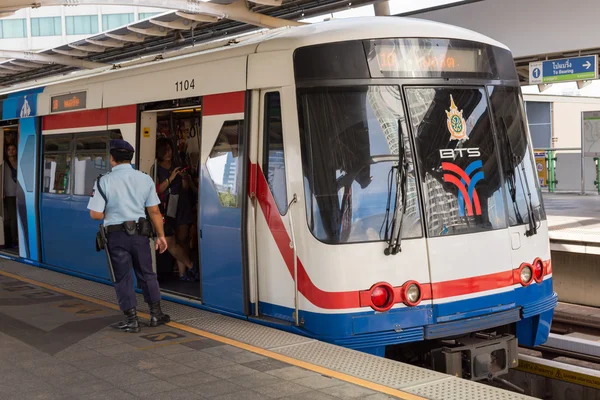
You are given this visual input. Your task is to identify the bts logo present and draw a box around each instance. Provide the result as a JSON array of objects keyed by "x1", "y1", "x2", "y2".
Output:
[
  {"x1": 442, "y1": 160, "x2": 484, "y2": 217},
  {"x1": 439, "y1": 148, "x2": 480, "y2": 159}
]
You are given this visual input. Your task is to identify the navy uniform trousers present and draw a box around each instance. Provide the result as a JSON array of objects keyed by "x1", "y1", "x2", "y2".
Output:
[{"x1": 107, "y1": 231, "x2": 161, "y2": 311}]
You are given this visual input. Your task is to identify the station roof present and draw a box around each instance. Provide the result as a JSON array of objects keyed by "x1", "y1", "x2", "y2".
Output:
[{"x1": 0, "y1": 0, "x2": 375, "y2": 90}]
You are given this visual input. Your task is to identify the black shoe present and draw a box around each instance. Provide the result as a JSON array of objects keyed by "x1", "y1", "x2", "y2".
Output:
[
  {"x1": 148, "y1": 302, "x2": 171, "y2": 327},
  {"x1": 111, "y1": 308, "x2": 141, "y2": 333}
]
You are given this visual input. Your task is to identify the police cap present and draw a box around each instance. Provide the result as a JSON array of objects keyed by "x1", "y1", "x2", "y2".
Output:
[{"x1": 110, "y1": 139, "x2": 134, "y2": 153}]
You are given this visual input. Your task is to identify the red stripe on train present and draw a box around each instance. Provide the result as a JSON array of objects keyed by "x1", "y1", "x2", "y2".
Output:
[
  {"x1": 253, "y1": 163, "x2": 551, "y2": 310},
  {"x1": 42, "y1": 105, "x2": 136, "y2": 131},
  {"x1": 203, "y1": 91, "x2": 245, "y2": 116}
]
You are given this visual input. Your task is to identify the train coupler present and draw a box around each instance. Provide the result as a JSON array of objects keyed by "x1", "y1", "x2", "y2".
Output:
[{"x1": 430, "y1": 332, "x2": 518, "y2": 381}]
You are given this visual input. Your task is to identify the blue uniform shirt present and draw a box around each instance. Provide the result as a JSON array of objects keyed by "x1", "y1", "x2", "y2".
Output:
[{"x1": 87, "y1": 164, "x2": 160, "y2": 227}]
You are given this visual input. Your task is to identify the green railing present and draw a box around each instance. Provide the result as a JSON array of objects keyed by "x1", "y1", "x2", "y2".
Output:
[{"x1": 534, "y1": 148, "x2": 581, "y2": 193}]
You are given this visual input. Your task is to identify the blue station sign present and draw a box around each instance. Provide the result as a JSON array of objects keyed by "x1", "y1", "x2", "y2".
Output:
[{"x1": 530, "y1": 55, "x2": 598, "y2": 84}]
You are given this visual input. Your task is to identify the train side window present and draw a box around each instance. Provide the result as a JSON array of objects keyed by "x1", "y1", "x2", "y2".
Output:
[
  {"x1": 206, "y1": 120, "x2": 244, "y2": 208},
  {"x1": 263, "y1": 92, "x2": 288, "y2": 215},
  {"x1": 42, "y1": 135, "x2": 72, "y2": 194}
]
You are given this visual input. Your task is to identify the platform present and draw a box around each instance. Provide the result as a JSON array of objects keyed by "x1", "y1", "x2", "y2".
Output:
[
  {"x1": 0, "y1": 258, "x2": 534, "y2": 400},
  {"x1": 544, "y1": 193, "x2": 600, "y2": 252}
]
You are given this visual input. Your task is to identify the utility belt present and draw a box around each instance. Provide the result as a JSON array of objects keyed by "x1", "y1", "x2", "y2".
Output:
[
  {"x1": 96, "y1": 217, "x2": 154, "y2": 252},
  {"x1": 105, "y1": 217, "x2": 155, "y2": 237}
]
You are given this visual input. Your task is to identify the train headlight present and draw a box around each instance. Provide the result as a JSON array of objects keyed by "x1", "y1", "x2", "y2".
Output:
[
  {"x1": 406, "y1": 285, "x2": 420, "y2": 303},
  {"x1": 402, "y1": 281, "x2": 422, "y2": 307},
  {"x1": 520, "y1": 265, "x2": 533, "y2": 285},
  {"x1": 533, "y1": 258, "x2": 544, "y2": 283}
]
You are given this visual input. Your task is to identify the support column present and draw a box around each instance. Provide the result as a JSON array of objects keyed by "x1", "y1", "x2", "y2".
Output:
[{"x1": 374, "y1": 1, "x2": 390, "y2": 16}]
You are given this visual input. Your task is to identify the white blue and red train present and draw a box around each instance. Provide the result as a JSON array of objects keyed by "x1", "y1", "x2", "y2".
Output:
[{"x1": 0, "y1": 16, "x2": 556, "y2": 380}]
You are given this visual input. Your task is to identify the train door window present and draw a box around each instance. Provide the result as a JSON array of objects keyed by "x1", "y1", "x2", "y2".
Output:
[
  {"x1": 72, "y1": 133, "x2": 112, "y2": 196},
  {"x1": 206, "y1": 120, "x2": 244, "y2": 208},
  {"x1": 43, "y1": 135, "x2": 72, "y2": 194},
  {"x1": 263, "y1": 92, "x2": 288, "y2": 215}
]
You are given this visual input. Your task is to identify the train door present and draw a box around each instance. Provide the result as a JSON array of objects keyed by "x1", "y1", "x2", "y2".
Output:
[
  {"x1": 252, "y1": 89, "x2": 295, "y2": 321},
  {"x1": 138, "y1": 100, "x2": 202, "y2": 299},
  {"x1": 16, "y1": 118, "x2": 40, "y2": 260},
  {"x1": 199, "y1": 92, "x2": 249, "y2": 315}
]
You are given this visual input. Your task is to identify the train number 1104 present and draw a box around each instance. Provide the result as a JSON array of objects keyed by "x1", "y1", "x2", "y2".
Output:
[{"x1": 175, "y1": 79, "x2": 195, "y2": 92}]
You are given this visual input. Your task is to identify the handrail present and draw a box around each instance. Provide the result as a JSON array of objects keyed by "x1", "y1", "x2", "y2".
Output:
[
  {"x1": 287, "y1": 194, "x2": 299, "y2": 326},
  {"x1": 535, "y1": 147, "x2": 580, "y2": 152}
]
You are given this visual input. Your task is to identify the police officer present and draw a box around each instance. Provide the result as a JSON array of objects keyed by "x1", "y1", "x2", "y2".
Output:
[{"x1": 88, "y1": 139, "x2": 170, "y2": 333}]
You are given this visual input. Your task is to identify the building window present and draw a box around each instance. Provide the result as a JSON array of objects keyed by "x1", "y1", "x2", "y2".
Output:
[
  {"x1": 524, "y1": 101, "x2": 552, "y2": 149},
  {"x1": 139, "y1": 13, "x2": 161, "y2": 20},
  {"x1": 102, "y1": 13, "x2": 134, "y2": 31},
  {"x1": 66, "y1": 15, "x2": 99, "y2": 35},
  {"x1": 263, "y1": 92, "x2": 288, "y2": 215},
  {"x1": 0, "y1": 19, "x2": 27, "y2": 39},
  {"x1": 31, "y1": 17, "x2": 62, "y2": 37},
  {"x1": 206, "y1": 120, "x2": 244, "y2": 208}
]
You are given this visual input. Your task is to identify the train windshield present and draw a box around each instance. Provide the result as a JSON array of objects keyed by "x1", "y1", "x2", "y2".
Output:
[
  {"x1": 297, "y1": 86, "x2": 422, "y2": 244},
  {"x1": 487, "y1": 85, "x2": 546, "y2": 228},
  {"x1": 406, "y1": 87, "x2": 508, "y2": 237}
]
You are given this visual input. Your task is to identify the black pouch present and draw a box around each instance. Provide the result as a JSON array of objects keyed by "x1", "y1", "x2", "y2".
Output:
[
  {"x1": 95, "y1": 231, "x2": 104, "y2": 252},
  {"x1": 123, "y1": 221, "x2": 137, "y2": 236},
  {"x1": 138, "y1": 217, "x2": 152, "y2": 237}
]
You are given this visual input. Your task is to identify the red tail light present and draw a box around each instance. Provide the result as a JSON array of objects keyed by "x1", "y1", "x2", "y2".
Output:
[
  {"x1": 533, "y1": 258, "x2": 544, "y2": 283},
  {"x1": 371, "y1": 287, "x2": 390, "y2": 308},
  {"x1": 362, "y1": 282, "x2": 394, "y2": 312}
]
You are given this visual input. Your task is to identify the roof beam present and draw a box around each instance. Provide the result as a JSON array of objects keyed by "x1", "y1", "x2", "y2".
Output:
[
  {"x1": 105, "y1": 32, "x2": 146, "y2": 43},
  {"x1": 85, "y1": 38, "x2": 126, "y2": 48},
  {"x1": 175, "y1": 12, "x2": 219, "y2": 23},
  {"x1": 52, "y1": 48, "x2": 89, "y2": 57},
  {"x1": 9, "y1": 60, "x2": 40, "y2": 68},
  {"x1": 0, "y1": 64, "x2": 29, "y2": 72},
  {"x1": 69, "y1": 43, "x2": 106, "y2": 53},
  {"x1": 149, "y1": 18, "x2": 197, "y2": 31},
  {"x1": 0, "y1": 50, "x2": 107, "y2": 69},
  {"x1": 127, "y1": 25, "x2": 170, "y2": 37}
]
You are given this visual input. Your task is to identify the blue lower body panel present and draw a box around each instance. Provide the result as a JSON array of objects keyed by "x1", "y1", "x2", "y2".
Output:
[
  {"x1": 40, "y1": 194, "x2": 111, "y2": 281},
  {"x1": 258, "y1": 279, "x2": 556, "y2": 356}
]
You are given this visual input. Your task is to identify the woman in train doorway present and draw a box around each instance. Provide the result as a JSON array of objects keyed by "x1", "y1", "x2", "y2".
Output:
[
  {"x1": 155, "y1": 137, "x2": 198, "y2": 281},
  {"x1": 3, "y1": 144, "x2": 18, "y2": 249}
]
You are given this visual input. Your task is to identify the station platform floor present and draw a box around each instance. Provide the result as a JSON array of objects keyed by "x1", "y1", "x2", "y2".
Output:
[
  {"x1": 543, "y1": 192, "x2": 600, "y2": 249},
  {"x1": 0, "y1": 258, "x2": 533, "y2": 400}
]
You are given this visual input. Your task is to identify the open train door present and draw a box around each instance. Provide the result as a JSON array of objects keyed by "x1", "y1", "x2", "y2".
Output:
[{"x1": 199, "y1": 92, "x2": 250, "y2": 316}]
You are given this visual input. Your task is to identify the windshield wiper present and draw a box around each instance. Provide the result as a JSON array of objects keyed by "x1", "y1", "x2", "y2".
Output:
[
  {"x1": 500, "y1": 116, "x2": 538, "y2": 236},
  {"x1": 384, "y1": 130, "x2": 408, "y2": 255}
]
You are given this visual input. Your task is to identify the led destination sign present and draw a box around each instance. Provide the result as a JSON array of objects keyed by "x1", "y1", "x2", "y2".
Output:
[
  {"x1": 367, "y1": 39, "x2": 493, "y2": 78},
  {"x1": 51, "y1": 91, "x2": 87, "y2": 113}
]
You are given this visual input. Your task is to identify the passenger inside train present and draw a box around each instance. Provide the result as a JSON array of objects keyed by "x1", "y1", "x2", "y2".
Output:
[
  {"x1": 150, "y1": 108, "x2": 201, "y2": 298},
  {"x1": 1, "y1": 126, "x2": 18, "y2": 254}
]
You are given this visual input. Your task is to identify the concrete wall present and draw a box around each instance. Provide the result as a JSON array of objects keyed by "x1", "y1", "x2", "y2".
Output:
[
  {"x1": 408, "y1": 0, "x2": 600, "y2": 58},
  {"x1": 551, "y1": 251, "x2": 600, "y2": 307}
]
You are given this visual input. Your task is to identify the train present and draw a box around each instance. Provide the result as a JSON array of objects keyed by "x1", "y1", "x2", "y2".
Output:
[{"x1": 0, "y1": 16, "x2": 556, "y2": 381}]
